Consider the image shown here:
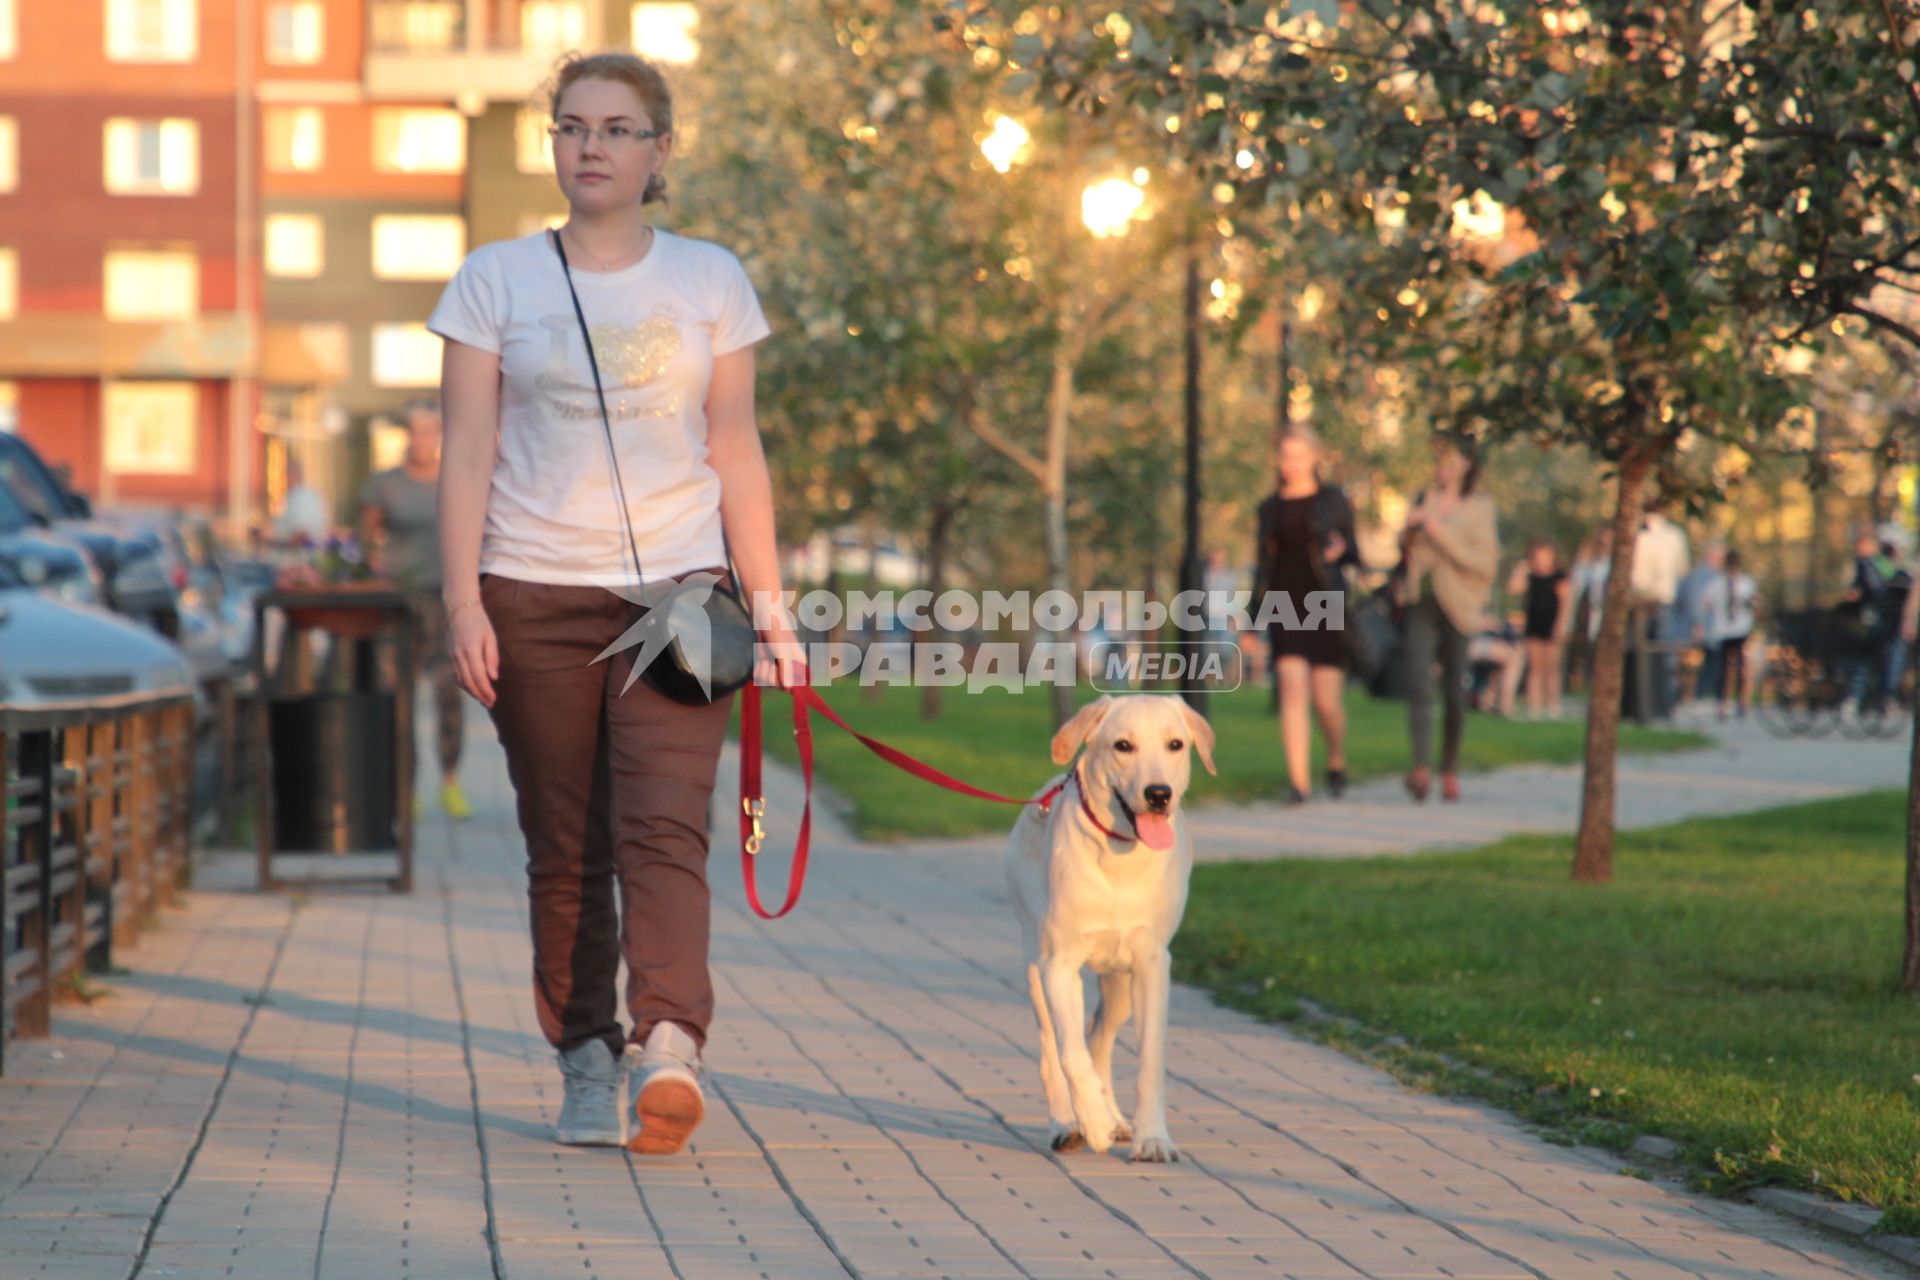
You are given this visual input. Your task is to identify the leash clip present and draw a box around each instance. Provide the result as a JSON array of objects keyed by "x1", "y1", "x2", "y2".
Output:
[{"x1": 743, "y1": 796, "x2": 766, "y2": 857}]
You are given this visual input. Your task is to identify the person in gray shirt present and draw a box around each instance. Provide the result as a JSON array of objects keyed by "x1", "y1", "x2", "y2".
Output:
[{"x1": 360, "y1": 399, "x2": 470, "y2": 819}]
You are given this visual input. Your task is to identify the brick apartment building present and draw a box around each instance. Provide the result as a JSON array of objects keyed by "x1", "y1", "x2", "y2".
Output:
[{"x1": 0, "y1": 0, "x2": 692, "y2": 533}]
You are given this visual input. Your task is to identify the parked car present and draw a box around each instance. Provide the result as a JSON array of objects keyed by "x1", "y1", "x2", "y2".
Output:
[
  {"x1": 0, "y1": 433, "x2": 181, "y2": 635},
  {"x1": 0, "y1": 474, "x2": 104, "y2": 608},
  {"x1": 0, "y1": 553, "x2": 194, "y2": 710}
]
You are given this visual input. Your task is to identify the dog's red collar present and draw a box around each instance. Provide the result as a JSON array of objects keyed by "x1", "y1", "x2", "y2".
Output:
[{"x1": 1038, "y1": 768, "x2": 1135, "y2": 844}]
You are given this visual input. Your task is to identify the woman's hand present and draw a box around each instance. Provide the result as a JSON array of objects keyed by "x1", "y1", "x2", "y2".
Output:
[
  {"x1": 755, "y1": 613, "x2": 809, "y2": 690},
  {"x1": 447, "y1": 599, "x2": 499, "y2": 709},
  {"x1": 1323, "y1": 531, "x2": 1348, "y2": 565}
]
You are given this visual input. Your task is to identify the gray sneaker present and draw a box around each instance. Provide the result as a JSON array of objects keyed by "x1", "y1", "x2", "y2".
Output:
[
  {"x1": 554, "y1": 1039, "x2": 624, "y2": 1146},
  {"x1": 624, "y1": 1022, "x2": 704, "y2": 1155}
]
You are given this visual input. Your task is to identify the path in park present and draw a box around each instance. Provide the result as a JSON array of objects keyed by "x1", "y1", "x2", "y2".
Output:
[
  {"x1": 1184, "y1": 710, "x2": 1913, "y2": 861},
  {"x1": 0, "y1": 705, "x2": 1911, "y2": 1280}
]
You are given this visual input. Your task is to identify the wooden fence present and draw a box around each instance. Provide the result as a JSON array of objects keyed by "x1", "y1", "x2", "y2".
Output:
[{"x1": 1, "y1": 694, "x2": 198, "y2": 1076}]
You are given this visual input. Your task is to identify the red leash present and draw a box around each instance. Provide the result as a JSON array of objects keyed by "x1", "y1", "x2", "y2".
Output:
[{"x1": 737, "y1": 682, "x2": 1123, "y2": 919}]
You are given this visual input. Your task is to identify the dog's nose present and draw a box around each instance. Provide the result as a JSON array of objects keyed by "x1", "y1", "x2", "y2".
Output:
[{"x1": 1143, "y1": 783, "x2": 1173, "y2": 812}]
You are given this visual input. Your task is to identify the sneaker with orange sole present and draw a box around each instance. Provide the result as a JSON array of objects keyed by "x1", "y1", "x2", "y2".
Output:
[{"x1": 625, "y1": 1022, "x2": 703, "y2": 1155}]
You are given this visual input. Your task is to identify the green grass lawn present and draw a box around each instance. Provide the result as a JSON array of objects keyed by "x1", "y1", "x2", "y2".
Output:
[
  {"x1": 1173, "y1": 790, "x2": 1920, "y2": 1220},
  {"x1": 755, "y1": 680, "x2": 1705, "y2": 840}
]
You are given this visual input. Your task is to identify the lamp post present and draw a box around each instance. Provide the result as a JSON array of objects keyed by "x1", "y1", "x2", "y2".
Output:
[
  {"x1": 1180, "y1": 245, "x2": 1206, "y2": 716},
  {"x1": 976, "y1": 119, "x2": 1148, "y2": 727}
]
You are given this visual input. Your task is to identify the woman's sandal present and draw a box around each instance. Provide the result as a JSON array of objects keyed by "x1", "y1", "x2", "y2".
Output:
[
  {"x1": 1441, "y1": 771, "x2": 1462, "y2": 802},
  {"x1": 1404, "y1": 768, "x2": 1431, "y2": 803}
]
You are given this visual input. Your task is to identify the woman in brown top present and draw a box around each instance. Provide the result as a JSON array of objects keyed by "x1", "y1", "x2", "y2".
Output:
[{"x1": 1396, "y1": 435, "x2": 1498, "y2": 802}]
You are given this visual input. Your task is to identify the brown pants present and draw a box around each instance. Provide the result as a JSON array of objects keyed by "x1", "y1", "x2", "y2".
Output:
[{"x1": 481, "y1": 573, "x2": 733, "y2": 1059}]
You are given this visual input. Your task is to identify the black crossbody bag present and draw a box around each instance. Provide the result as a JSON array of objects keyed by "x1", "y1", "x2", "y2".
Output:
[{"x1": 550, "y1": 228, "x2": 757, "y2": 705}]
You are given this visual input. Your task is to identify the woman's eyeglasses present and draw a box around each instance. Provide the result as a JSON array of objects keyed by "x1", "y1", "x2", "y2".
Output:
[{"x1": 548, "y1": 121, "x2": 664, "y2": 147}]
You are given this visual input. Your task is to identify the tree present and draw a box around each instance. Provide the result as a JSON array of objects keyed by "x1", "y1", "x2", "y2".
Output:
[{"x1": 974, "y1": 1, "x2": 1920, "y2": 943}]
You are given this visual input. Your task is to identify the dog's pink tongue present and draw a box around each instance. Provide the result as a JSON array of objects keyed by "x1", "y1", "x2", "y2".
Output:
[{"x1": 1133, "y1": 811, "x2": 1176, "y2": 850}]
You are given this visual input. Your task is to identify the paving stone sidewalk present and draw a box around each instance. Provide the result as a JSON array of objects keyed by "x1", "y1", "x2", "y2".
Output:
[{"x1": 0, "y1": 705, "x2": 1910, "y2": 1279}]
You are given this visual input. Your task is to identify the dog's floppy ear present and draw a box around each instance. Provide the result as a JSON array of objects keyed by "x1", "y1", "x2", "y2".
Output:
[
  {"x1": 1051, "y1": 695, "x2": 1115, "y2": 765},
  {"x1": 1179, "y1": 702, "x2": 1217, "y2": 776}
]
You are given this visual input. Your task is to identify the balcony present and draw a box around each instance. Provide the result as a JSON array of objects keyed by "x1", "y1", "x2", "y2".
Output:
[{"x1": 364, "y1": 0, "x2": 605, "y2": 105}]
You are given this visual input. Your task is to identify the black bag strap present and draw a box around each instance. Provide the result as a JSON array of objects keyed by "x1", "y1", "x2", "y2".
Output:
[{"x1": 549, "y1": 228, "x2": 744, "y2": 604}]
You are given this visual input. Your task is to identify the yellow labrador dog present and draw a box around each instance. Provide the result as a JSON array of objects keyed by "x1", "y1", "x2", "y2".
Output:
[{"x1": 1005, "y1": 694, "x2": 1215, "y2": 1161}]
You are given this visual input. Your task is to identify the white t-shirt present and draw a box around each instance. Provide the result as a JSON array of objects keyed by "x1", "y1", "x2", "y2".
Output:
[
  {"x1": 1699, "y1": 571, "x2": 1757, "y2": 642},
  {"x1": 427, "y1": 228, "x2": 771, "y2": 588}
]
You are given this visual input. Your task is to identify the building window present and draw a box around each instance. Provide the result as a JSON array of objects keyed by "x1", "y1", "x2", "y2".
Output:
[
  {"x1": 368, "y1": 1, "x2": 462, "y2": 53},
  {"x1": 0, "y1": 383, "x2": 17, "y2": 435},
  {"x1": 515, "y1": 107, "x2": 554, "y2": 175},
  {"x1": 631, "y1": 3, "x2": 698, "y2": 64},
  {"x1": 265, "y1": 1, "x2": 324, "y2": 64},
  {"x1": 264, "y1": 214, "x2": 324, "y2": 278},
  {"x1": 103, "y1": 249, "x2": 199, "y2": 322},
  {"x1": 0, "y1": 247, "x2": 16, "y2": 320},
  {"x1": 0, "y1": 0, "x2": 15, "y2": 61},
  {"x1": 371, "y1": 215, "x2": 464, "y2": 281},
  {"x1": 522, "y1": 1, "x2": 585, "y2": 50},
  {"x1": 105, "y1": 0, "x2": 197, "y2": 63},
  {"x1": 371, "y1": 109, "x2": 464, "y2": 174},
  {"x1": 104, "y1": 382, "x2": 198, "y2": 475},
  {"x1": 0, "y1": 117, "x2": 15, "y2": 192},
  {"x1": 263, "y1": 107, "x2": 324, "y2": 173},
  {"x1": 103, "y1": 118, "x2": 200, "y2": 195},
  {"x1": 372, "y1": 324, "x2": 441, "y2": 387}
]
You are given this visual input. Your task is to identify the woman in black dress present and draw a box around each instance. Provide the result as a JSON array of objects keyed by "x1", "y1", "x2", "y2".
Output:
[
  {"x1": 1505, "y1": 539, "x2": 1570, "y2": 718},
  {"x1": 1254, "y1": 427, "x2": 1359, "y2": 803}
]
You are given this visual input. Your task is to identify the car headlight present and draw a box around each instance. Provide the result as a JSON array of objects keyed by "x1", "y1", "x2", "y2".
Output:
[{"x1": 54, "y1": 573, "x2": 102, "y2": 606}]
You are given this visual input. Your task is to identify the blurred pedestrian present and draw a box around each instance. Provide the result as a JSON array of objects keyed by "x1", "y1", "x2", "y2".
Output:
[
  {"x1": 1675, "y1": 541, "x2": 1725, "y2": 711},
  {"x1": 1466, "y1": 609, "x2": 1526, "y2": 717},
  {"x1": 1253, "y1": 426, "x2": 1357, "y2": 803},
  {"x1": 1566, "y1": 525, "x2": 1612, "y2": 686},
  {"x1": 1396, "y1": 433, "x2": 1498, "y2": 802},
  {"x1": 1842, "y1": 523, "x2": 1911, "y2": 713},
  {"x1": 275, "y1": 456, "x2": 330, "y2": 546},
  {"x1": 1506, "y1": 538, "x2": 1570, "y2": 718},
  {"x1": 432, "y1": 52, "x2": 803, "y2": 1156},
  {"x1": 360, "y1": 398, "x2": 470, "y2": 820},
  {"x1": 1630, "y1": 499, "x2": 1690, "y2": 718},
  {"x1": 1697, "y1": 548, "x2": 1757, "y2": 719}
]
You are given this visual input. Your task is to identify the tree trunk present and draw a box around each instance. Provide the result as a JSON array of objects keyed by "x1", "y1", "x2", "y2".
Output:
[
  {"x1": 1904, "y1": 695, "x2": 1920, "y2": 991},
  {"x1": 919, "y1": 502, "x2": 955, "y2": 722},
  {"x1": 1045, "y1": 343, "x2": 1076, "y2": 731},
  {"x1": 1572, "y1": 441, "x2": 1660, "y2": 884}
]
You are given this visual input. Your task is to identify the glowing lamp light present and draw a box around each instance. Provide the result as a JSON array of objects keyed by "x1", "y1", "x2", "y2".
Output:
[
  {"x1": 1081, "y1": 176, "x2": 1145, "y2": 238},
  {"x1": 980, "y1": 115, "x2": 1032, "y2": 173},
  {"x1": 631, "y1": 3, "x2": 699, "y2": 65}
]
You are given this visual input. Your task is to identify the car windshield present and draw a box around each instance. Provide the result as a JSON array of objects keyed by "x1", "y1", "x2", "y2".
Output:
[
  {"x1": 0, "y1": 438, "x2": 69, "y2": 524},
  {"x1": 0, "y1": 475, "x2": 30, "y2": 534}
]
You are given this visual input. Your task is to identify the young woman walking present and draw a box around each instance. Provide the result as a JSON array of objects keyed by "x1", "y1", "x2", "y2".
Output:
[{"x1": 432, "y1": 51, "x2": 803, "y2": 1154}]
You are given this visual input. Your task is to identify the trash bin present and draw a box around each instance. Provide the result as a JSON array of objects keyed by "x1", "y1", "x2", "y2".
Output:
[
  {"x1": 253, "y1": 587, "x2": 415, "y2": 892},
  {"x1": 268, "y1": 690, "x2": 397, "y2": 853}
]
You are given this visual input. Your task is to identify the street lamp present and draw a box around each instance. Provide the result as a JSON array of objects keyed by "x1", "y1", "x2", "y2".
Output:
[
  {"x1": 630, "y1": 3, "x2": 699, "y2": 64},
  {"x1": 1080, "y1": 176, "x2": 1146, "y2": 238}
]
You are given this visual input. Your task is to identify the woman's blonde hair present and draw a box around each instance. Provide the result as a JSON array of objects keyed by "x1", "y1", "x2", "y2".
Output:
[{"x1": 547, "y1": 51, "x2": 674, "y2": 205}]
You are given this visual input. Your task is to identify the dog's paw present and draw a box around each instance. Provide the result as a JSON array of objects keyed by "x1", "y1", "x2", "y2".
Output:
[
  {"x1": 1111, "y1": 1122, "x2": 1133, "y2": 1145},
  {"x1": 1130, "y1": 1135, "x2": 1179, "y2": 1163},
  {"x1": 1048, "y1": 1126, "x2": 1085, "y2": 1153}
]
